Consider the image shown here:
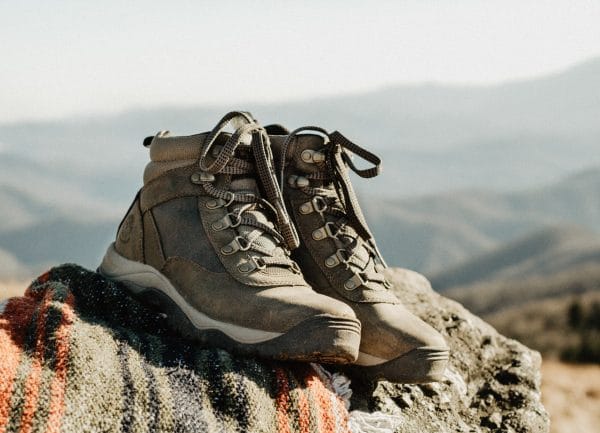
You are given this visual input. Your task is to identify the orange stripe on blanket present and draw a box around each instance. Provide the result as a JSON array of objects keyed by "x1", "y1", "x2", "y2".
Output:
[
  {"x1": 24, "y1": 271, "x2": 51, "y2": 301},
  {"x1": 304, "y1": 370, "x2": 335, "y2": 433},
  {"x1": 0, "y1": 297, "x2": 37, "y2": 433},
  {"x1": 275, "y1": 367, "x2": 292, "y2": 433},
  {"x1": 18, "y1": 290, "x2": 55, "y2": 433},
  {"x1": 44, "y1": 292, "x2": 75, "y2": 433},
  {"x1": 37, "y1": 272, "x2": 51, "y2": 285}
]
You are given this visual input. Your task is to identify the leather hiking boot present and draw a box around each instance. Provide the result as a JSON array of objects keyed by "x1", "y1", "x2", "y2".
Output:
[
  {"x1": 99, "y1": 112, "x2": 361, "y2": 363},
  {"x1": 268, "y1": 125, "x2": 449, "y2": 382}
]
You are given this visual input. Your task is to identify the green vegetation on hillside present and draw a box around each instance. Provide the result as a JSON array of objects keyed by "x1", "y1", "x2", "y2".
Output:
[
  {"x1": 561, "y1": 299, "x2": 600, "y2": 363},
  {"x1": 485, "y1": 291, "x2": 600, "y2": 362}
]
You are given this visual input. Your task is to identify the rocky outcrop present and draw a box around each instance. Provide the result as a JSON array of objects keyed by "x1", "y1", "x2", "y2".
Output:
[
  {"x1": 0, "y1": 265, "x2": 549, "y2": 433},
  {"x1": 344, "y1": 268, "x2": 550, "y2": 433}
]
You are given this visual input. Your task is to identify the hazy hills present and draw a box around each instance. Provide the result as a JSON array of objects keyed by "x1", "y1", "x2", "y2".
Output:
[
  {"x1": 432, "y1": 225, "x2": 600, "y2": 360},
  {"x1": 0, "y1": 57, "x2": 599, "y2": 283},
  {"x1": 0, "y1": 164, "x2": 598, "y2": 281},
  {"x1": 1, "y1": 57, "x2": 600, "y2": 199},
  {"x1": 440, "y1": 234, "x2": 600, "y2": 361},
  {"x1": 365, "y1": 167, "x2": 600, "y2": 273},
  {"x1": 439, "y1": 234, "x2": 600, "y2": 314},
  {"x1": 431, "y1": 226, "x2": 600, "y2": 292}
]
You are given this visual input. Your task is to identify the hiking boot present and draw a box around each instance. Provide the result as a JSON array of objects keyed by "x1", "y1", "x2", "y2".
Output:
[
  {"x1": 268, "y1": 125, "x2": 449, "y2": 382},
  {"x1": 99, "y1": 112, "x2": 361, "y2": 363}
]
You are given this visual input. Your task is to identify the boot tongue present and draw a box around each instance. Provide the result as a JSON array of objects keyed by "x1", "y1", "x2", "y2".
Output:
[
  {"x1": 229, "y1": 177, "x2": 258, "y2": 194},
  {"x1": 228, "y1": 144, "x2": 259, "y2": 195}
]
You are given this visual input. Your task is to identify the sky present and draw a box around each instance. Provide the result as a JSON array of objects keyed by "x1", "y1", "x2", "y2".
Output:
[{"x1": 1, "y1": 0, "x2": 599, "y2": 122}]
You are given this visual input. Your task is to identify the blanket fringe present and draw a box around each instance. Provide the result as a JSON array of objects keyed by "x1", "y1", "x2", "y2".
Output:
[
  {"x1": 311, "y1": 364, "x2": 353, "y2": 409},
  {"x1": 348, "y1": 410, "x2": 403, "y2": 433},
  {"x1": 313, "y1": 364, "x2": 401, "y2": 433}
]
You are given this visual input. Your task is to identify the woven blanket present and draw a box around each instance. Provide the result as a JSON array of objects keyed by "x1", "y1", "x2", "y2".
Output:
[{"x1": 0, "y1": 265, "x2": 353, "y2": 433}]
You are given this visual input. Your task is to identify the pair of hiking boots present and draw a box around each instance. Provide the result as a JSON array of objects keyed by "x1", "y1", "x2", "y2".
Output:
[{"x1": 99, "y1": 111, "x2": 449, "y2": 383}]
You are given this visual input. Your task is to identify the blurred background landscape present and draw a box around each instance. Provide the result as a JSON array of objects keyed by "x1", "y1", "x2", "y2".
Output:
[
  {"x1": 2, "y1": 58, "x2": 599, "y2": 364},
  {"x1": 1, "y1": 2, "x2": 599, "y2": 432}
]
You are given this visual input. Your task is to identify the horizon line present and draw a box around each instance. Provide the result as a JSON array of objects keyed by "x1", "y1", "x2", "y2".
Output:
[{"x1": 2, "y1": 54, "x2": 598, "y2": 126}]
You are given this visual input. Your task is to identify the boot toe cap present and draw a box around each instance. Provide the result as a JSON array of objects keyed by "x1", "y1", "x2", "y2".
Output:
[{"x1": 354, "y1": 302, "x2": 450, "y2": 382}]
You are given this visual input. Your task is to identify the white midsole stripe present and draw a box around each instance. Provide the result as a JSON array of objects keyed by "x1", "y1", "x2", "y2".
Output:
[
  {"x1": 99, "y1": 243, "x2": 283, "y2": 344},
  {"x1": 356, "y1": 351, "x2": 389, "y2": 366}
]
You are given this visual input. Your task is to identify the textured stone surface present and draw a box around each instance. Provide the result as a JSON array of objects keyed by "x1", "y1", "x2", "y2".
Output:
[
  {"x1": 345, "y1": 268, "x2": 550, "y2": 433},
  {"x1": 0, "y1": 265, "x2": 550, "y2": 432}
]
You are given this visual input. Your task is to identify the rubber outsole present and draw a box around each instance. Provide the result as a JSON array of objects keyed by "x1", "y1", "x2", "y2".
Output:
[
  {"x1": 98, "y1": 244, "x2": 361, "y2": 364},
  {"x1": 135, "y1": 286, "x2": 361, "y2": 363},
  {"x1": 351, "y1": 346, "x2": 450, "y2": 383}
]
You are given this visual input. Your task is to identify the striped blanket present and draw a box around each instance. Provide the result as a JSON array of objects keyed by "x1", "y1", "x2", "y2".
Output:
[{"x1": 0, "y1": 265, "x2": 352, "y2": 433}]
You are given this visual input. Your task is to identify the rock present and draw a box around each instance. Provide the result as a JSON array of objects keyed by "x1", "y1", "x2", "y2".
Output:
[
  {"x1": 0, "y1": 265, "x2": 550, "y2": 433},
  {"x1": 344, "y1": 268, "x2": 550, "y2": 433}
]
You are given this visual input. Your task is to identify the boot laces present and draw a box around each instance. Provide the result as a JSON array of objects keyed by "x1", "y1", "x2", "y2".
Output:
[
  {"x1": 195, "y1": 112, "x2": 301, "y2": 273},
  {"x1": 279, "y1": 127, "x2": 389, "y2": 287}
]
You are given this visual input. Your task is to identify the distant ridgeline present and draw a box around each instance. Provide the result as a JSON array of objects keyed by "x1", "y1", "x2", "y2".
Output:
[{"x1": 2, "y1": 57, "x2": 600, "y2": 279}]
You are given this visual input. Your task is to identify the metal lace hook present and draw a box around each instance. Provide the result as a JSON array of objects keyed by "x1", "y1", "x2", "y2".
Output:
[{"x1": 278, "y1": 126, "x2": 329, "y2": 190}]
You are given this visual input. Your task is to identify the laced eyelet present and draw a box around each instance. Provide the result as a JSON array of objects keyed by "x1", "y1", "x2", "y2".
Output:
[
  {"x1": 344, "y1": 273, "x2": 366, "y2": 291},
  {"x1": 237, "y1": 261, "x2": 254, "y2": 273},
  {"x1": 237, "y1": 256, "x2": 267, "y2": 273},
  {"x1": 211, "y1": 215, "x2": 231, "y2": 231},
  {"x1": 252, "y1": 256, "x2": 266, "y2": 270},
  {"x1": 191, "y1": 171, "x2": 215, "y2": 184},
  {"x1": 325, "y1": 249, "x2": 350, "y2": 268},
  {"x1": 312, "y1": 196, "x2": 328, "y2": 214},
  {"x1": 290, "y1": 261, "x2": 301, "y2": 274},
  {"x1": 312, "y1": 222, "x2": 339, "y2": 241},
  {"x1": 324, "y1": 222, "x2": 339, "y2": 238},
  {"x1": 299, "y1": 202, "x2": 313, "y2": 215},
  {"x1": 301, "y1": 149, "x2": 326, "y2": 163},
  {"x1": 312, "y1": 226, "x2": 327, "y2": 241},
  {"x1": 324, "y1": 256, "x2": 336, "y2": 267},
  {"x1": 206, "y1": 198, "x2": 225, "y2": 209},
  {"x1": 235, "y1": 236, "x2": 251, "y2": 251},
  {"x1": 211, "y1": 213, "x2": 241, "y2": 231},
  {"x1": 226, "y1": 212, "x2": 242, "y2": 228},
  {"x1": 221, "y1": 242, "x2": 237, "y2": 255},
  {"x1": 223, "y1": 191, "x2": 236, "y2": 208},
  {"x1": 221, "y1": 236, "x2": 251, "y2": 255}
]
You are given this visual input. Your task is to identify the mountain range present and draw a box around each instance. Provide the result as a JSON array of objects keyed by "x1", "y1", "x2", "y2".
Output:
[
  {"x1": 436, "y1": 226, "x2": 600, "y2": 360},
  {"x1": 431, "y1": 225, "x2": 600, "y2": 293},
  {"x1": 1, "y1": 57, "x2": 599, "y2": 200},
  {"x1": 1, "y1": 163, "x2": 598, "y2": 281},
  {"x1": 367, "y1": 167, "x2": 600, "y2": 273},
  {"x1": 1, "y1": 57, "x2": 599, "y2": 283}
]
